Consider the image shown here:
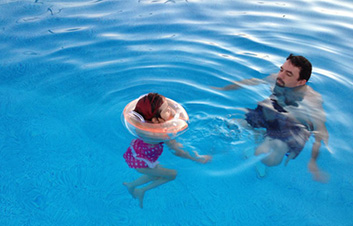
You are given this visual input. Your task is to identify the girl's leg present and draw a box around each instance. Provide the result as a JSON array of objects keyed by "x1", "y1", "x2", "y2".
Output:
[
  {"x1": 134, "y1": 165, "x2": 177, "y2": 208},
  {"x1": 123, "y1": 175, "x2": 158, "y2": 198}
]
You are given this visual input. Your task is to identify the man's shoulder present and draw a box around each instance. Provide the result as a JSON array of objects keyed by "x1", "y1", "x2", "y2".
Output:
[
  {"x1": 303, "y1": 85, "x2": 324, "y2": 108},
  {"x1": 305, "y1": 85, "x2": 322, "y2": 98}
]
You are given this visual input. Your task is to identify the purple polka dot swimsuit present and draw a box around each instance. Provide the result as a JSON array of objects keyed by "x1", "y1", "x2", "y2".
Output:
[{"x1": 123, "y1": 139, "x2": 164, "y2": 168}]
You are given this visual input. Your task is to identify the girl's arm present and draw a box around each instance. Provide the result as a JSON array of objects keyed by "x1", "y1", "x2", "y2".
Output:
[{"x1": 166, "y1": 140, "x2": 211, "y2": 164}]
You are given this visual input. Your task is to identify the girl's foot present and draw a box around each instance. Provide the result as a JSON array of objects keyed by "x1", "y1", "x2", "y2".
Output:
[
  {"x1": 123, "y1": 182, "x2": 136, "y2": 199},
  {"x1": 133, "y1": 188, "x2": 145, "y2": 209}
]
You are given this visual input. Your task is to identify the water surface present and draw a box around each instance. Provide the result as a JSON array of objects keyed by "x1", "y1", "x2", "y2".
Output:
[{"x1": 1, "y1": 0, "x2": 353, "y2": 225}]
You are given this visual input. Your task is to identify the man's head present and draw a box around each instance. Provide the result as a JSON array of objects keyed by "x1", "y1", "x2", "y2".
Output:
[{"x1": 276, "y1": 54, "x2": 312, "y2": 88}]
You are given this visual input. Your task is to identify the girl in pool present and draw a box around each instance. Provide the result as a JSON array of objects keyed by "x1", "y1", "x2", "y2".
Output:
[{"x1": 123, "y1": 93, "x2": 211, "y2": 208}]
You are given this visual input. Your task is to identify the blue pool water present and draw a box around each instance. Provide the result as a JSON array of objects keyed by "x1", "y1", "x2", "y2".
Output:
[{"x1": 1, "y1": 0, "x2": 353, "y2": 225}]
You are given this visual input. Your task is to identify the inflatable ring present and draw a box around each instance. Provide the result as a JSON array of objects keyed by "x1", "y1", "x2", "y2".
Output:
[{"x1": 123, "y1": 96, "x2": 189, "y2": 143}]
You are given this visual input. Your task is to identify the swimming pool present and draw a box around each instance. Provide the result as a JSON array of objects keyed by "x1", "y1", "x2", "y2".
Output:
[{"x1": 1, "y1": 0, "x2": 353, "y2": 225}]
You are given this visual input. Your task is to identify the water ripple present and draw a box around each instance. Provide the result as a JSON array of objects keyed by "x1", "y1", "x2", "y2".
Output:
[{"x1": 1, "y1": 0, "x2": 353, "y2": 225}]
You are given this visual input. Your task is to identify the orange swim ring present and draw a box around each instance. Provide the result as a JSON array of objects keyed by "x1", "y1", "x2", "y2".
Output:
[{"x1": 123, "y1": 95, "x2": 189, "y2": 142}]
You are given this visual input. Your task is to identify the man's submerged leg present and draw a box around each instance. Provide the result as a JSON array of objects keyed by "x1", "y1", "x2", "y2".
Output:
[{"x1": 254, "y1": 137, "x2": 289, "y2": 177}]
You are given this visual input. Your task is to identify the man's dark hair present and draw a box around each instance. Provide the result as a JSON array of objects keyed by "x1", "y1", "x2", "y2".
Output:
[{"x1": 287, "y1": 54, "x2": 312, "y2": 81}]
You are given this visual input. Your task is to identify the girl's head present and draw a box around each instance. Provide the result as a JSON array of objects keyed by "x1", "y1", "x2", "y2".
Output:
[{"x1": 134, "y1": 93, "x2": 173, "y2": 123}]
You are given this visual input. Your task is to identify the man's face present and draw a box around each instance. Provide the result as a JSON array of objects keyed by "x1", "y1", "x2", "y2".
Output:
[{"x1": 276, "y1": 60, "x2": 306, "y2": 88}]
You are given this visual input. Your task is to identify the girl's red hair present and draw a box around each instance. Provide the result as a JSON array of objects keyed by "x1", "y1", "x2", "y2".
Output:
[{"x1": 134, "y1": 93, "x2": 164, "y2": 122}]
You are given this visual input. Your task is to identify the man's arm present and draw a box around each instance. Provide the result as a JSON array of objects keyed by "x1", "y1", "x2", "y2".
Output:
[
  {"x1": 307, "y1": 93, "x2": 329, "y2": 181},
  {"x1": 308, "y1": 127, "x2": 328, "y2": 182},
  {"x1": 211, "y1": 74, "x2": 276, "y2": 91},
  {"x1": 212, "y1": 78, "x2": 264, "y2": 90}
]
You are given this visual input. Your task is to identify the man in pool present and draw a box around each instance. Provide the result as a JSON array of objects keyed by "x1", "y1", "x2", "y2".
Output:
[{"x1": 213, "y1": 54, "x2": 329, "y2": 181}]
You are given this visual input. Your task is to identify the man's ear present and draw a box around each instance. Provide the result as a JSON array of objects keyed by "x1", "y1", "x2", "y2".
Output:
[{"x1": 298, "y1": 79, "x2": 307, "y2": 86}]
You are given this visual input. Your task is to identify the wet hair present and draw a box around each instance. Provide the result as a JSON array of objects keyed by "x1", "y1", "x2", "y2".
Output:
[
  {"x1": 133, "y1": 93, "x2": 165, "y2": 122},
  {"x1": 286, "y1": 54, "x2": 312, "y2": 81}
]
